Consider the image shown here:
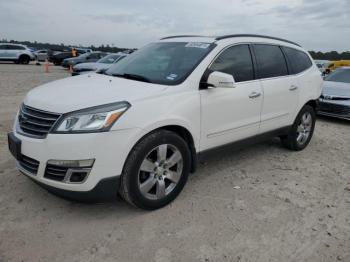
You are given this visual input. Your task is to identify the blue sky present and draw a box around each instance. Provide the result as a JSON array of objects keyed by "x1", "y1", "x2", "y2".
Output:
[{"x1": 0, "y1": 0, "x2": 349, "y2": 51}]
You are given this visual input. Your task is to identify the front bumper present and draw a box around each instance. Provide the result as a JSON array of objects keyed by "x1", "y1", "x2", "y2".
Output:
[
  {"x1": 24, "y1": 172, "x2": 119, "y2": 202},
  {"x1": 10, "y1": 127, "x2": 141, "y2": 196},
  {"x1": 317, "y1": 99, "x2": 350, "y2": 120}
]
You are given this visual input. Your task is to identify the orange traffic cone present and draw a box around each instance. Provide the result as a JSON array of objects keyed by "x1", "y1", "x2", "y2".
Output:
[
  {"x1": 69, "y1": 65, "x2": 73, "y2": 73},
  {"x1": 44, "y1": 59, "x2": 49, "y2": 73}
]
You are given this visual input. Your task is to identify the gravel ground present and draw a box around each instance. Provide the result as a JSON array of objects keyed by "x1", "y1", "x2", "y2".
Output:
[{"x1": 0, "y1": 63, "x2": 349, "y2": 262}]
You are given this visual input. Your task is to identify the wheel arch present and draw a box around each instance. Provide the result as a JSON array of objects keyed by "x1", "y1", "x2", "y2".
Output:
[
  {"x1": 124, "y1": 124, "x2": 198, "y2": 174},
  {"x1": 305, "y1": 99, "x2": 318, "y2": 111},
  {"x1": 160, "y1": 125, "x2": 198, "y2": 173},
  {"x1": 19, "y1": 53, "x2": 30, "y2": 59}
]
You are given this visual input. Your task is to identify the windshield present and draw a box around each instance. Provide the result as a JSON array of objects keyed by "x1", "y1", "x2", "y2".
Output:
[
  {"x1": 105, "y1": 42, "x2": 214, "y2": 85},
  {"x1": 325, "y1": 69, "x2": 350, "y2": 84},
  {"x1": 98, "y1": 54, "x2": 122, "y2": 64}
]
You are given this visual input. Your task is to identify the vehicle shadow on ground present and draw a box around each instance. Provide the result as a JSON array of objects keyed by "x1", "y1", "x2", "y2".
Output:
[
  {"x1": 317, "y1": 115, "x2": 349, "y2": 126},
  {"x1": 20, "y1": 137, "x2": 284, "y2": 218}
]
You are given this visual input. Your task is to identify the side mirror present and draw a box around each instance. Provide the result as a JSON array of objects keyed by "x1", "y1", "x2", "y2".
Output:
[{"x1": 206, "y1": 71, "x2": 235, "y2": 88}]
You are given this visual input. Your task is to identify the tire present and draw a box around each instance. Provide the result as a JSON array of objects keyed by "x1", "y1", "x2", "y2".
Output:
[
  {"x1": 281, "y1": 105, "x2": 316, "y2": 151},
  {"x1": 119, "y1": 130, "x2": 191, "y2": 210},
  {"x1": 18, "y1": 55, "x2": 30, "y2": 64},
  {"x1": 53, "y1": 61, "x2": 60, "y2": 66}
]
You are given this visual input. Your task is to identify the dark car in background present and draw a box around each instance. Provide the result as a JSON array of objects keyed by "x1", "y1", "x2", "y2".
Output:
[
  {"x1": 318, "y1": 67, "x2": 350, "y2": 120},
  {"x1": 72, "y1": 53, "x2": 127, "y2": 75},
  {"x1": 48, "y1": 48, "x2": 92, "y2": 65},
  {"x1": 61, "y1": 51, "x2": 107, "y2": 68}
]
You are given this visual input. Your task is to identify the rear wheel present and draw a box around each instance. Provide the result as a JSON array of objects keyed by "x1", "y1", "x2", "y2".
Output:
[
  {"x1": 281, "y1": 105, "x2": 316, "y2": 151},
  {"x1": 119, "y1": 130, "x2": 191, "y2": 210}
]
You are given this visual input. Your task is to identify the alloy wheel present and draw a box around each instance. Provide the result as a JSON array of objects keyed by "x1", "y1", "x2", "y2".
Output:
[
  {"x1": 138, "y1": 144, "x2": 183, "y2": 200},
  {"x1": 296, "y1": 111, "x2": 312, "y2": 145}
]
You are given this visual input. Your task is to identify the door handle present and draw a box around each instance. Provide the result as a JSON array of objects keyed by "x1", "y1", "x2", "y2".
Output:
[
  {"x1": 289, "y1": 85, "x2": 298, "y2": 91},
  {"x1": 249, "y1": 91, "x2": 261, "y2": 99}
]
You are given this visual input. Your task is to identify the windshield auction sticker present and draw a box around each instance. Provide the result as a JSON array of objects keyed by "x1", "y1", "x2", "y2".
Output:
[{"x1": 185, "y1": 42, "x2": 210, "y2": 49}]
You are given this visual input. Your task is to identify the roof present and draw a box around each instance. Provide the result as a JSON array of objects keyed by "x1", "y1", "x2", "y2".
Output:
[{"x1": 160, "y1": 34, "x2": 301, "y2": 47}]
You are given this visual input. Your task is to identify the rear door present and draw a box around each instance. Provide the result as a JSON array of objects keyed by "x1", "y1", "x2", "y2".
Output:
[
  {"x1": 252, "y1": 44, "x2": 298, "y2": 133},
  {"x1": 7, "y1": 45, "x2": 21, "y2": 59},
  {"x1": 282, "y1": 46, "x2": 315, "y2": 114},
  {"x1": 200, "y1": 44, "x2": 263, "y2": 151}
]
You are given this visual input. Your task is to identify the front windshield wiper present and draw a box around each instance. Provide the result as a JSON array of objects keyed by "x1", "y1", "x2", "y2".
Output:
[
  {"x1": 112, "y1": 73, "x2": 152, "y2": 83},
  {"x1": 96, "y1": 68, "x2": 108, "y2": 75}
]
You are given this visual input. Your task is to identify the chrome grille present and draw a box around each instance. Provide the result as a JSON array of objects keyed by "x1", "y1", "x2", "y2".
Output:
[
  {"x1": 18, "y1": 155, "x2": 40, "y2": 175},
  {"x1": 18, "y1": 104, "x2": 61, "y2": 138}
]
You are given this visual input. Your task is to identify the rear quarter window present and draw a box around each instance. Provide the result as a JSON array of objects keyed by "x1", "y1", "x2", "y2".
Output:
[{"x1": 282, "y1": 47, "x2": 312, "y2": 74}]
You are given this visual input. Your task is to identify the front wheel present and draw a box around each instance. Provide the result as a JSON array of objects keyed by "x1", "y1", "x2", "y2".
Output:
[
  {"x1": 281, "y1": 105, "x2": 316, "y2": 151},
  {"x1": 119, "y1": 130, "x2": 191, "y2": 210}
]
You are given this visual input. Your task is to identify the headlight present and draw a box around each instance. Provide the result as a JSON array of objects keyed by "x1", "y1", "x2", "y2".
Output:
[{"x1": 52, "y1": 101, "x2": 130, "y2": 133}]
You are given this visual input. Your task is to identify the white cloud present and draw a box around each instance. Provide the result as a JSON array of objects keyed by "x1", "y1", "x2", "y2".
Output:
[{"x1": 0, "y1": 0, "x2": 348, "y2": 51}]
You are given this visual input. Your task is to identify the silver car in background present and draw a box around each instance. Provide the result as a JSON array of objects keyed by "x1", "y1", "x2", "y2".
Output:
[
  {"x1": 72, "y1": 53, "x2": 127, "y2": 76},
  {"x1": 0, "y1": 43, "x2": 35, "y2": 64},
  {"x1": 33, "y1": 50, "x2": 48, "y2": 62},
  {"x1": 318, "y1": 67, "x2": 350, "y2": 120}
]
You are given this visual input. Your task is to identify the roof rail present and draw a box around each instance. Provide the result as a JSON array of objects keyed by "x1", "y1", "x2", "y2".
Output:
[
  {"x1": 160, "y1": 35, "x2": 208, "y2": 40},
  {"x1": 215, "y1": 34, "x2": 301, "y2": 47}
]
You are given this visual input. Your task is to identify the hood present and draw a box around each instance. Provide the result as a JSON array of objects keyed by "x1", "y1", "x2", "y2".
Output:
[
  {"x1": 24, "y1": 73, "x2": 168, "y2": 113},
  {"x1": 322, "y1": 81, "x2": 350, "y2": 98},
  {"x1": 74, "y1": 62, "x2": 109, "y2": 71}
]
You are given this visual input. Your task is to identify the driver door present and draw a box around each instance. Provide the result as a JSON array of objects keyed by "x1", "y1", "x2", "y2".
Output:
[{"x1": 200, "y1": 44, "x2": 263, "y2": 151}]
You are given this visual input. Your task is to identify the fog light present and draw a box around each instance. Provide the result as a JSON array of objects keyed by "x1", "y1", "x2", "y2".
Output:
[
  {"x1": 69, "y1": 171, "x2": 89, "y2": 183},
  {"x1": 47, "y1": 159, "x2": 94, "y2": 168}
]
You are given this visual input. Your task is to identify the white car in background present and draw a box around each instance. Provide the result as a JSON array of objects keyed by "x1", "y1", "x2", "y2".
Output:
[
  {"x1": 318, "y1": 67, "x2": 350, "y2": 120},
  {"x1": 33, "y1": 50, "x2": 48, "y2": 62},
  {"x1": 0, "y1": 43, "x2": 35, "y2": 64},
  {"x1": 8, "y1": 34, "x2": 322, "y2": 210},
  {"x1": 72, "y1": 53, "x2": 127, "y2": 76}
]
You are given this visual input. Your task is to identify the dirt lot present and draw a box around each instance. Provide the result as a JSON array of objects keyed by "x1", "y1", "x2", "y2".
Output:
[{"x1": 0, "y1": 63, "x2": 349, "y2": 262}]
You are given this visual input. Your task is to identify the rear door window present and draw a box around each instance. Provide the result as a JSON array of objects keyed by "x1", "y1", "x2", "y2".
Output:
[
  {"x1": 282, "y1": 47, "x2": 312, "y2": 74},
  {"x1": 7, "y1": 45, "x2": 25, "y2": 50},
  {"x1": 253, "y1": 44, "x2": 288, "y2": 79},
  {"x1": 209, "y1": 44, "x2": 254, "y2": 82}
]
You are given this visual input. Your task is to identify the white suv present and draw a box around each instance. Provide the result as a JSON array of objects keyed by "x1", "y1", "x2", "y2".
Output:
[
  {"x1": 0, "y1": 43, "x2": 35, "y2": 64},
  {"x1": 8, "y1": 35, "x2": 322, "y2": 209}
]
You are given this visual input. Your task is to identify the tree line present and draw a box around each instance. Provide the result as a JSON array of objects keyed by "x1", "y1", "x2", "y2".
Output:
[
  {"x1": 0, "y1": 39, "x2": 134, "y2": 53},
  {"x1": 1, "y1": 39, "x2": 350, "y2": 60},
  {"x1": 309, "y1": 51, "x2": 350, "y2": 61}
]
